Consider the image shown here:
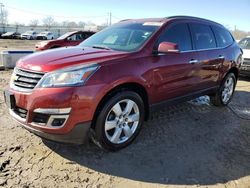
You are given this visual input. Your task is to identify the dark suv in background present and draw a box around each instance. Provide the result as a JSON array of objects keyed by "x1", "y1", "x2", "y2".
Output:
[{"x1": 4, "y1": 16, "x2": 242, "y2": 151}]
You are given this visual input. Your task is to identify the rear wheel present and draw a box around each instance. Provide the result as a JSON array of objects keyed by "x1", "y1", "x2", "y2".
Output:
[
  {"x1": 92, "y1": 91, "x2": 145, "y2": 151},
  {"x1": 210, "y1": 73, "x2": 236, "y2": 106}
]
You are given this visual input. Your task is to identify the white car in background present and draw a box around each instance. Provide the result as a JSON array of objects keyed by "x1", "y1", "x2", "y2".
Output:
[
  {"x1": 238, "y1": 36, "x2": 250, "y2": 76},
  {"x1": 36, "y1": 31, "x2": 54, "y2": 40},
  {"x1": 21, "y1": 31, "x2": 38, "y2": 40}
]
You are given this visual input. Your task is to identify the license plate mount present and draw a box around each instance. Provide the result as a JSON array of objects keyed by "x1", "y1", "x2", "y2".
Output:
[{"x1": 4, "y1": 90, "x2": 16, "y2": 109}]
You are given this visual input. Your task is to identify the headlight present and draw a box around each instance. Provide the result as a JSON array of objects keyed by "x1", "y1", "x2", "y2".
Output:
[{"x1": 37, "y1": 64, "x2": 99, "y2": 88}]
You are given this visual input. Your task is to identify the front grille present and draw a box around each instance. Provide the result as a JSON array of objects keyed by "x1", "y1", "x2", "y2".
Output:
[
  {"x1": 13, "y1": 68, "x2": 45, "y2": 91},
  {"x1": 243, "y1": 58, "x2": 250, "y2": 66},
  {"x1": 13, "y1": 106, "x2": 28, "y2": 119},
  {"x1": 36, "y1": 36, "x2": 46, "y2": 40},
  {"x1": 243, "y1": 61, "x2": 250, "y2": 65}
]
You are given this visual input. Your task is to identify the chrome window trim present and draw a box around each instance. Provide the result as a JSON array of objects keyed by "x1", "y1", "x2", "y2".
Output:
[{"x1": 180, "y1": 43, "x2": 233, "y2": 53}]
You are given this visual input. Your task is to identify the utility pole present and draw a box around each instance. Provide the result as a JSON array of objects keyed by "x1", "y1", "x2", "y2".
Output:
[
  {"x1": 0, "y1": 3, "x2": 5, "y2": 32},
  {"x1": 107, "y1": 12, "x2": 109, "y2": 26},
  {"x1": 109, "y1": 12, "x2": 112, "y2": 26}
]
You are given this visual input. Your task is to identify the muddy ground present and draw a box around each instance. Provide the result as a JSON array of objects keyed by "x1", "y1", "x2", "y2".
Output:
[
  {"x1": 0, "y1": 40, "x2": 250, "y2": 188},
  {"x1": 0, "y1": 39, "x2": 38, "y2": 51}
]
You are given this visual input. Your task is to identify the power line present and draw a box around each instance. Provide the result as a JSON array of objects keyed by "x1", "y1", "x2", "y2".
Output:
[{"x1": 5, "y1": 5, "x2": 107, "y2": 19}]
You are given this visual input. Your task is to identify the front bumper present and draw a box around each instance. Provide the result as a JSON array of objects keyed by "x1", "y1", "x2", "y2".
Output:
[
  {"x1": 240, "y1": 65, "x2": 250, "y2": 76},
  {"x1": 11, "y1": 109, "x2": 91, "y2": 144},
  {"x1": 4, "y1": 83, "x2": 104, "y2": 144}
]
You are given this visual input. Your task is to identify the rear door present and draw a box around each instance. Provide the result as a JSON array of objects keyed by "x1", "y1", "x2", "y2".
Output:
[
  {"x1": 151, "y1": 22, "x2": 201, "y2": 103},
  {"x1": 189, "y1": 23, "x2": 222, "y2": 90}
]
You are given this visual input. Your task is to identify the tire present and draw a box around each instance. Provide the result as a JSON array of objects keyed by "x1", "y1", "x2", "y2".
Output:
[
  {"x1": 210, "y1": 73, "x2": 236, "y2": 106},
  {"x1": 92, "y1": 91, "x2": 145, "y2": 151}
]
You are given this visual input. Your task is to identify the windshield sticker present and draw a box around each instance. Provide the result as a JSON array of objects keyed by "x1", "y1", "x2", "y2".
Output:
[{"x1": 143, "y1": 22, "x2": 163, "y2": 26}]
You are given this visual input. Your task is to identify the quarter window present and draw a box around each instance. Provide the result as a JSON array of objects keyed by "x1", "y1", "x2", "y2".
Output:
[
  {"x1": 157, "y1": 23, "x2": 192, "y2": 51},
  {"x1": 212, "y1": 26, "x2": 234, "y2": 47},
  {"x1": 190, "y1": 23, "x2": 216, "y2": 50}
]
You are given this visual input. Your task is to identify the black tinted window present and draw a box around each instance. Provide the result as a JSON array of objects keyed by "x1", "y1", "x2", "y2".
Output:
[
  {"x1": 212, "y1": 26, "x2": 234, "y2": 47},
  {"x1": 190, "y1": 23, "x2": 216, "y2": 50},
  {"x1": 157, "y1": 23, "x2": 192, "y2": 51},
  {"x1": 239, "y1": 38, "x2": 250, "y2": 49}
]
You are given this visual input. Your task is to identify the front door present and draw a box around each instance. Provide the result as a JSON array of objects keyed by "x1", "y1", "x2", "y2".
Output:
[{"x1": 150, "y1": 22, "x2": 201, "y2": 103}]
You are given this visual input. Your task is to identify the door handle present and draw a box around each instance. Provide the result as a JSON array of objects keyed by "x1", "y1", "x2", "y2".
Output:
[
  {"x1": 218, "y1": 55, "x2": 225, "y2": 59},
  {"x1": 189, "y1": 59, "x2": 199, "y2": 64}
]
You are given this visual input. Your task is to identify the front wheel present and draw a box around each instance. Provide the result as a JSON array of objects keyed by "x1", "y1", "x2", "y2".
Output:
[
  {"x1": 210, "y1": 73, "x2": 236, "y2": 106},
  {"x1": 92, "y1": 91, "x2": 145, "y2": 151}
]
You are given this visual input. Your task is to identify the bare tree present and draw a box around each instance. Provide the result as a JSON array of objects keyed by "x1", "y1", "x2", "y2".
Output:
[
  {"x1": 231, "y1": 29, "x2": 250, "y2": 40},
  {"x1": 13, "y1": 21, "x2": 21, "y2": 32},
  {"x1": 67, "y1": 21, "x2": 78, "y2": 28},
  {"x1": 42, "y1": 16, "x2": 55, "y2": 29},
  {"x1": 78, "y1": 21, "x2": 86, "y2": 28},
  {"x1": 29, "y1": 19, "x2": 39, "y2": 28}
]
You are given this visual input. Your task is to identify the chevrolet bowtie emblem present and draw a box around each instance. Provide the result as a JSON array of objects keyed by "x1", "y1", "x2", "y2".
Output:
[{"x1": 11, "y1": 75, "x2": 19, "y2": 81}]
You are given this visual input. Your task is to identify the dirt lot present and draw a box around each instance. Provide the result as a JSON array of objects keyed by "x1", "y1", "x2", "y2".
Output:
[
  {"x1": 0, "y1": 39, "x2": 38, "y2": 51},
  {"x1": 0, "y1": 40, "x2": 250, "y2": 188}
]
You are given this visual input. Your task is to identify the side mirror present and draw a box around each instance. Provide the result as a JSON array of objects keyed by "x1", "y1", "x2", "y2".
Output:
[{"x1": 158, "y1": 42, "x2": 180, "y2": 53}]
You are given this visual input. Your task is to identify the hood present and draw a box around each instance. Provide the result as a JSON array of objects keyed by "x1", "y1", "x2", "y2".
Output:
[
  {"x1": 17, "y1": 46, "x2": 130, "y2": 72},
  {"x1": 2, "y1": 32, "x2": 14, "y2": 36},
  {"x1": 36, "y1": 39, "x2": 61, "y2": 47},
  {"x1": 242, "y1": 49, "x2": 250, "y2": 59}
]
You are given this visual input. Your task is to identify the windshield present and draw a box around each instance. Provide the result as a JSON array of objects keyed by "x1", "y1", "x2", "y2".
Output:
[
  {"x1": 5, "y1": 32, "x2": 14, "y2": 35},
  {"x1": 80, "y1": 22, "x2": 161, "y2": 52},
  {"x1": 58, "y1": 32, "x2": 72, "y2": 39},
  {"x1": 239, "y1": 38, "x2": 250, "y2": 49},
  {"x1": 26, "y1": 31, "x2": 34, "y2": 34}
]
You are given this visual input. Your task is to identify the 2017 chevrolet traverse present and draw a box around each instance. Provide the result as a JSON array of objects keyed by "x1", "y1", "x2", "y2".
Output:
[{"x1": 4, "y1": 16, "x2": 242, "y2": 151}]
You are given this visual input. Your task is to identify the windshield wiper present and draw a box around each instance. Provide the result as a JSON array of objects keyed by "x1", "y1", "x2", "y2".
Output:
[{"x1": 91, "y1": 45, "x2": 112, "y2": 50}]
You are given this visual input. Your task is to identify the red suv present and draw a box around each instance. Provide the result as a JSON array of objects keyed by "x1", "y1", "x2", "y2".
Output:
[
  {"x1": 4, "y1": 16, "x2": 242, "y2": 151},
  {"x1": 35, "y1": 31, "x2": 95, "y2": 51}
]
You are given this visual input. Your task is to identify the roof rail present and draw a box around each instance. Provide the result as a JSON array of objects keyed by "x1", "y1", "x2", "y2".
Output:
[
  {"x1": 119, "y1": 19, "x2": 132, "y2": 22},
  {"x1": 165, "y1": 15, "x2": 223, "y2": 26},
  {"x1": 165, "y1": 15, "x2": 205, "y2": 20}
]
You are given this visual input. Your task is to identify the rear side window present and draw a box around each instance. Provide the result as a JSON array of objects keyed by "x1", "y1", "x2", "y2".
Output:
[
  {"x1": 157, "y1": 23, "x2": 192, "y2": 51},
  {"x1": 212, "y1": 26, "x2": 234, "y2": 47},
  {"x1": 190, "y1": 23, "x2": 216, "y2": 50}
]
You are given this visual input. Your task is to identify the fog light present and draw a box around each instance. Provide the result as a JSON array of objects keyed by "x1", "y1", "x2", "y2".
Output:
[{"x1": 51, "y1": 118, "x2": 66, "y2": 127}]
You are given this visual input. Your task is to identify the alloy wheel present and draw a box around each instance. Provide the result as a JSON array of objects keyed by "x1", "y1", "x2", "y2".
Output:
[{"x1": 104, "y1": 99, "x2": 140, "y2": 144}]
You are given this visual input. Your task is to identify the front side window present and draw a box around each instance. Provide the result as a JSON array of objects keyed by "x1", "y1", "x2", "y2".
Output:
[
  {"x1": 67, "y1": 34, "x2": 78, "y2": 41},
  {"x1": 212, "y1": 26, "x2": 234, "y2": 47},
  {"x1": 80, "y1": 22, "x2": 161, "y2": 52},
  {"x1": 238, "y1": 38, "x2": 250, "y2": 50},
  {"x1": 156, "y1": 23, "x2": 192, "y2": 51},
  {"x1": 190, "y1": 23, "x2": 216, "y2": 50}
]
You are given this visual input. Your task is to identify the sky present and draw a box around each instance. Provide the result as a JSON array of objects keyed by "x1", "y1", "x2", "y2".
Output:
[{"x1": 1, "y1": 0, "x2": 250, "y2": 31}]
